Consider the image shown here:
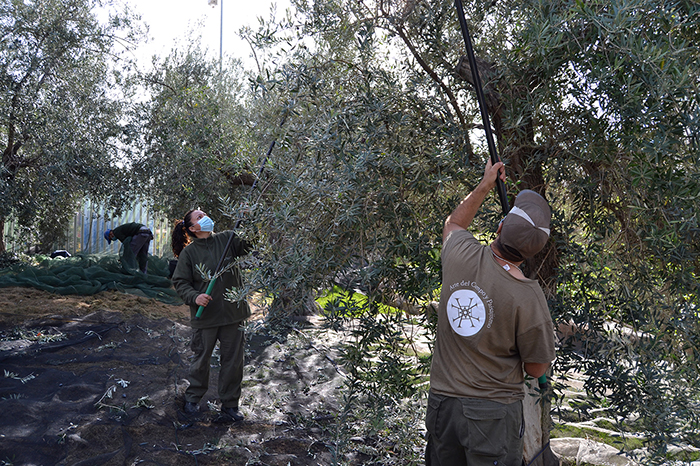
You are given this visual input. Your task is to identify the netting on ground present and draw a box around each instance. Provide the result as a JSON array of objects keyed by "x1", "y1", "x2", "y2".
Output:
[
  {"x1": 0, "y1": 239, "x2": 181, "y2": 305},
  {"x1": 0, "y1": 306, "x2": 347, "y2": 465},
  {"x1": 0, "y1": 310, "x2": 195, "y2": 465}
]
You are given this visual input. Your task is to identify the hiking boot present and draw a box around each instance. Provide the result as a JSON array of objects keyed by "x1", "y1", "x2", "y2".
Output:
[
  {"x1": 221, "y1": 406, "x2": 244, "y2": 422},
  {"x1": 183, "y1": 401, "x2": 199, "y2": 414}
]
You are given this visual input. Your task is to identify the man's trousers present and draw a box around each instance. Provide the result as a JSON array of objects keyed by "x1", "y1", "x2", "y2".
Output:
[{"x1": 425, "y1": 391, "x2": 524, "y2": 466}]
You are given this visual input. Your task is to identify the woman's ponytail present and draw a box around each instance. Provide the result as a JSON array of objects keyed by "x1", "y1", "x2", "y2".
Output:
[{"x1": 171, "y1": 210, "x2": 196, "y2": 257}]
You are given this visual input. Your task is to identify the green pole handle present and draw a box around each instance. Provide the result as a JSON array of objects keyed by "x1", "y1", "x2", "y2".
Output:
[
  {"x1": 538, "y1": 374, "x2": 549, "y2": 390},
  {"x1": 195, "y1": 279, "x2": 217, "y2": 318}
]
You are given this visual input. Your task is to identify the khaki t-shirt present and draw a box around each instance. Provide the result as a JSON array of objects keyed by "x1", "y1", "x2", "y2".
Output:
[{"x1": 429, "y1": 229, "x2": 556, "y2": 404}]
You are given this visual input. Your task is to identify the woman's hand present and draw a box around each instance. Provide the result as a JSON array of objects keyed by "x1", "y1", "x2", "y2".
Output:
[{"x1": 195, "y1": 293, "x2": 212, "y2": 307}]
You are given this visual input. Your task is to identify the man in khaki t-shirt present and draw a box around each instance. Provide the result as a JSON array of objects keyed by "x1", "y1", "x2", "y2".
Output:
[{"x1": 426, "y1": 160, "x2": 556, "y2": 466}]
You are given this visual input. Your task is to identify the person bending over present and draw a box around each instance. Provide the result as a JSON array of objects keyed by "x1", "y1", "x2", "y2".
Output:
[{"x1": 104, "y1": 222, "x2": 153, "y2": 274}]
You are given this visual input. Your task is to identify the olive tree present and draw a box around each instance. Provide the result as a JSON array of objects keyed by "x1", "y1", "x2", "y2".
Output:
[
  {"x1": 128, "y1": 0, "x2": 698, "y2": 462},
  {"x1": 229, "y1": 0, "x2": 699, "y2": 463},
  {"x1": 131, "y1": 41, "x2": 255, "y2": 224},
  {"x1": 0, "y1": 0, "x2": 144, "y2": 252}
]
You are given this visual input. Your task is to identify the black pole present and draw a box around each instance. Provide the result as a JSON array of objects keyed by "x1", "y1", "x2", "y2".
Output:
[
  {"x1": 454, "y1": 0, "x2": 510, "y2": 215},
  {"x1": 213, "y1": 112, "x2": 288, "y2": 273}
]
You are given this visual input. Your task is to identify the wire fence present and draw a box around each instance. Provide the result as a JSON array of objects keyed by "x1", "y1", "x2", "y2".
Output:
[{"x1": 3, "y1": 202, "x2": 173, "y2": 258}]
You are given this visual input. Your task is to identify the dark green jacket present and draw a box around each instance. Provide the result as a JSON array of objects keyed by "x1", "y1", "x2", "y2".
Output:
[
  {"x1": 112, "y1": 222, "x2": 146, "y2": 242},
  {"x1": 172, "y1": 231, "x2": 251, "y2": 329}
]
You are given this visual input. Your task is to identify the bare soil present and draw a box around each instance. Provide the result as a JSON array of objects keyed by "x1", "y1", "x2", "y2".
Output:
[{"x1": 0, "y1": 287, "x2": 358, "y2": 466}]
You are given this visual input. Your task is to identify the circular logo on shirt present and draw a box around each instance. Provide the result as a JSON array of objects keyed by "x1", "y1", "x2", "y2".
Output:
[{"x1": 446, "y1": 289, "x2": 486, "y2": 337}]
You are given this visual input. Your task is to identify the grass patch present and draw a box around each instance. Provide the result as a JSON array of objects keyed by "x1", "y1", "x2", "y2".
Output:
[
  {"x1": 667, "y1": 449, "x2": 700, "y2": 463},
  {"x1": 551, "y1": 423, "x2": 645, "y2": 451},
  {"x1": 315, "y1": 286, "x2": 397, "y2": 317}
]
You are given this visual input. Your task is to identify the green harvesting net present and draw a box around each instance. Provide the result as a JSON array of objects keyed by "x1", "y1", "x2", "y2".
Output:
[{"x1": 0, "y1": 238, "x2": 182, "y2": 305}]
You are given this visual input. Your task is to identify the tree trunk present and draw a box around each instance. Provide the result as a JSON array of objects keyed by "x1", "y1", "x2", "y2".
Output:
[{"x1": 0, "y1": 218, "x2": 5, "y2": 253}]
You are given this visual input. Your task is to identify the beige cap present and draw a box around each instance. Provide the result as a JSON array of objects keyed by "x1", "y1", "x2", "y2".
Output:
[{"x1": 499, "y1": 190, "x2": 551, "y2": 259}]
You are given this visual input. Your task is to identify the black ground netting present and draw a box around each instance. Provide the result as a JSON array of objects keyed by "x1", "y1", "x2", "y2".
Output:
[
  {"x1": 0, "y1": 245, "x2": 182, "y2": 305},
  {"x1": 0, "y1": 308, "x2": 347, "y2": 466},
  {"x1": 0, "y1": 310, "x2": 197, "y2": 466}
]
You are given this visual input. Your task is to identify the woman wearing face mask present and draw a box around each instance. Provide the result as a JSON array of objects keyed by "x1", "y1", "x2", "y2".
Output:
[{"x1": 170, "y1": 209, "x2": 251, "y2": 422}]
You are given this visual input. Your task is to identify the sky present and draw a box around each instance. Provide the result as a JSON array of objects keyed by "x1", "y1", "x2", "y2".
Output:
[{"x1": 118, "y1": 0, "x2": 291, "y2": 71}]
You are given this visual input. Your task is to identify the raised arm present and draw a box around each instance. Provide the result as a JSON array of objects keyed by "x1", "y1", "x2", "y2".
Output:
[{"x1": 443, "y1": 160, "x2": 506, "y2": 241}]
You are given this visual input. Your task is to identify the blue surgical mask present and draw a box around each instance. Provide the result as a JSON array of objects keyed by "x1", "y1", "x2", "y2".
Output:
[{"x1": 197, "y1": 216, "x2": 215, "y2": 232}]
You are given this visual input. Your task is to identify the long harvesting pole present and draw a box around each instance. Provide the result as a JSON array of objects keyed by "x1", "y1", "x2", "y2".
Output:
[
  {"x1": 454, "y1": 0, "x2": 509, "y2": 215},
  {"x1": 195, "y1": 139, "x2": 275, "y2": 319}
]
